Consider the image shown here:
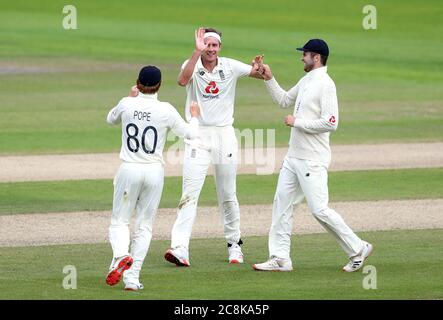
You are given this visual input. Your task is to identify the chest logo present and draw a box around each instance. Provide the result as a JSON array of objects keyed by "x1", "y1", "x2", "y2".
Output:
[
  {"x1": 205, "y1": 81, "x2": 219, "y2": 94},
  {"x1": 329, "y1": 116, "x2": 336, "y2": 124}
]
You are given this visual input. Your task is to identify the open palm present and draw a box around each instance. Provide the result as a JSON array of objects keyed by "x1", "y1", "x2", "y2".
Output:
[{"x1": 195, "y1": 27, "x2": 207, "y2": 52}]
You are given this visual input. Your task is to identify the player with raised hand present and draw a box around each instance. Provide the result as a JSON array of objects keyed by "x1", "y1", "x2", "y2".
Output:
[
  {"x1": 105, "y1": 65, "x2": 200, "y2": 290},
  {"x1": 165, "y1": 27, "x2": 265, "y2": 267},
  {"x1": 252, "y1": 39, "x2": 373, "y2": 272}
]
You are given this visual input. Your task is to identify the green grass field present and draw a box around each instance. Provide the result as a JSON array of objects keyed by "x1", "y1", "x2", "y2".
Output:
[
  {"x1": 1, "y1": 0, "x2": 442, "y2": 154},
  {"x1": 0, "y1": 168, "x2": 442, "y2": 215},
  {"x1": 0, "y1": 229, "x2": 442, "y2": 299},
  {"x1": 0, "y1": 0, "x2": 442, "y2": 301}
]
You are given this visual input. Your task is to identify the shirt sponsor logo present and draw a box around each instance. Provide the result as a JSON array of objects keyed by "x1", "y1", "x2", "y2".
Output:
[
  {"x1": 201, "y1": 94, "x2": 220, "y2": 99},
  {"x1": 205, "y1": 81, "x2": 219, "y2": 94},
  {"x1": 329, "y1": 116, "x2": 336, "y2": 124}
]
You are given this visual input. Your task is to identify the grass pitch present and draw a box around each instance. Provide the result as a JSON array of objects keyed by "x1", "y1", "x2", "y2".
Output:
[
  {"x1": 0, "y1": 0, "x2": 442, "y2": 302},
  {"x1": 0, "y1": 229, "x2": 442, "y2": 299},
  {"x1": 0, "y1": 168, "x2": 442, "y2": 215},
  {"x1": 1, "y1": 0, "x2": 442, "y2": 154}
]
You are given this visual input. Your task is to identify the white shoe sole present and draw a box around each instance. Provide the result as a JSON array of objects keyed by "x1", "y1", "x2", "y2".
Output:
[
  {"x1": 229, "y1": 258, "x2": 244, "y2": 264},
  {"x1": 252, "y1": 264, "x2": 293, "y2": 272},
  {"x1": 343, "y1": 243, "x2": 374, "y2": 272},
  {"x1": 125, "y1": 285, "x2": 143, "y2": 291}
]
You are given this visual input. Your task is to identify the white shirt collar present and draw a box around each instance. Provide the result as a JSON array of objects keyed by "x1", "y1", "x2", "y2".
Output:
[
  {"x1": 306, "y1": 66, "x2": 327, "y2": 78},
  {"x1": 138, "y1": 92, "x2": 158, "y2": 99},
  {"x1": 197, "y1": 56, "x2": 221, "y2": 73}
]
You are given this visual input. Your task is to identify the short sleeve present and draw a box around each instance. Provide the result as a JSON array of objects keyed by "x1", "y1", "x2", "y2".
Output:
[{"x1": 228, "y1": 58, "x2": 253, "y2": 78}]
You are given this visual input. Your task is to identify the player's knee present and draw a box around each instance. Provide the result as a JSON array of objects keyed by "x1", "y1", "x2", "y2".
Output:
[
  {"x1": 274, "y1": 186, "x2": 288, "y2": 201},
  {"x1": 311, "y1": 207, "x2": 330, "y2": 219},
  {"x1": 109, "y1": 220, "x2": 130, "y2": 228},
  {"x1": 135, "y1": 223, "x2": 152, "y2": 235},
  {"x1": 178, "y1": 193, "x2": 198, "y2": 210},
  {"x1": 217, "y1": 183, "x2": 237, "y2": 200},
  {"x1": 218, "y1": 191, "x2": 238, "y2": 204}
]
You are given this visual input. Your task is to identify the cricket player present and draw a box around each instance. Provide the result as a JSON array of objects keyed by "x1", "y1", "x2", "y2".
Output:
[
  {"x1": 164, "y1": 27, "x2": 265, "y2": 266},
  {"x1": 252, "y1": 39, "x2": 373, "y2": 272},
  {"x1": 105, "y1": 65, "x2": 200, "y2": 290}
]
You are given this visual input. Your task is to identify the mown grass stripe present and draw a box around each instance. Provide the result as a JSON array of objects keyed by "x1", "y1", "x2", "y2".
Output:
[
  {"x1": 0, "y1": 229, "x2": 442, "y2": 299},
  {"x1": 0, "y1": 168, "x2": 442, "y2": 215}
]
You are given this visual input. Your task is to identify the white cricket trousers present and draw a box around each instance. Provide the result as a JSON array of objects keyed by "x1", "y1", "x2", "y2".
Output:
[
  {"x1": 109, "y1": 161, "x2": 164, "y2": 284},
  {"x1": 269, "y1": 156, "x2": 364, "y2": 260},
  {"x1": 170, "y1": 125, "x2": 241, "y2": 249}
]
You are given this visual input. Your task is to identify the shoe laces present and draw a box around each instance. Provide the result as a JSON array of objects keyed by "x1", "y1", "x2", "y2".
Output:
[{"x1": 268, "y1": 256, "x2": 282, "y2": 266}]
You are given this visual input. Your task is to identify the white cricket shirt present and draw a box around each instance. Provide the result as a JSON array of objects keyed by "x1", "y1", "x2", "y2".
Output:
[
  {"x1": 182, "y1": 57, "x2": 252, "y2": 126},
  {"x1": 264, "y1": 66, "x2": 339, "y2": 165},
  {"x1": 107, "y1": 92, "x2": 198, "y2": 164}
]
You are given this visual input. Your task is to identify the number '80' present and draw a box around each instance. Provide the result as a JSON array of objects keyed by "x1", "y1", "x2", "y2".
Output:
[{"x1": 126, "y1": 123, "x2": 158, "y2": 154}]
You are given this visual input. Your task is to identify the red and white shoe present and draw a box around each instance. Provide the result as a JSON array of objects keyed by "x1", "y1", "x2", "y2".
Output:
[
  {"x1": 164, "y1": 247, "x2": 190, "y2": 267},
  {"x1": 228, "y1": 243, "x2": 244, "y2": 264},
  {"x1": 106, "y1": 255, "x2": 133, "y2": 286}
]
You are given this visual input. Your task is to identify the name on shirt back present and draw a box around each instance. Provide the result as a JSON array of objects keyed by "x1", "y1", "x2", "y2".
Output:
[{"x1": 133, "y1": 111, "x2": 151, "y2": 122}]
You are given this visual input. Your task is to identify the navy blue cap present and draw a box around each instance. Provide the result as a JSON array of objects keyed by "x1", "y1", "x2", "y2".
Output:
[
  {"x1": 296, "y1": 39, "x2": 329, "y2": 56},
  {"x1": 138, "y1": 65, "x2": 161, "y2": 86}
]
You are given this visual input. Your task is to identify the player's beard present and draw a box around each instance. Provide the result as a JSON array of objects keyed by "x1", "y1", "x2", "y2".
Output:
[{"x1": 303, "y1": 61, "x2": 314, "y2": 72}]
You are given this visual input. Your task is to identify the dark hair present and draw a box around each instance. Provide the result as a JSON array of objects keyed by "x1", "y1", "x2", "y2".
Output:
[
  {"x1": 136, "y1": 80, "x2": 161, "y2": 94},
  {"x1": 204, "y1": 27, "x2": 222, "y2": 37},
  {"x1": 309, "y1": 52, "x2": 328, "y2": 66},
  {"x1": 320, "y1": 55, "x2": 328, "y2": 66}
]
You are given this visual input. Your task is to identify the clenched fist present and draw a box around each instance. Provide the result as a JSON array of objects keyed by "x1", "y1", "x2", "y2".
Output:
[
  {"x1": 284, "y1": 115, "x2": 295, "y2": 127},
  {"x1": 129, "y1": 85, "x2": 139, "y2": 97}
]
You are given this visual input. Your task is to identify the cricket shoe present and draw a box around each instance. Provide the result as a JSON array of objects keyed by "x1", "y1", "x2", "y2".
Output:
[
  {"x1": 228, "y1": 242, "x2": 244, "y2": 264},
  {"x1": 124, "y1": 282, "x2": 144, "y2": 291},
  {"x1": 106, "y1": 255, "x2": 133, "y2": 286},
  {"x1": 342, "y1": 241, "x2": 373, "y2": 272},
  {"x1": 164, "y1": 246, "x2": 190, "y2": 267},
  {"x1": 252, "y1": 256, "x2": 293, "y2": 272}
]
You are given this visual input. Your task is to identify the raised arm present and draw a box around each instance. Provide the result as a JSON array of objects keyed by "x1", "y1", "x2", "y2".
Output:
[
  {"x1": 249, "y1": 54, "x2": 265, "y2": 79},
  {"x1": 107, "y1": 107, "x2": 120, "y2": 125},
  {"x1": 262, "y1": 64, "x2": 299, "y2": 108},
  {"x1": 106, "y1": 98, "x2": 126, "y2": 125},
  {"x1": 107, "y1": 87, "x2": 139, "y2": 124},
  {"x1": 177, "y1": 28, "x2": 207, "y2": 86},
  {"x1": 169, "y1": 101, "x2": 200, "y2": 139}
]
